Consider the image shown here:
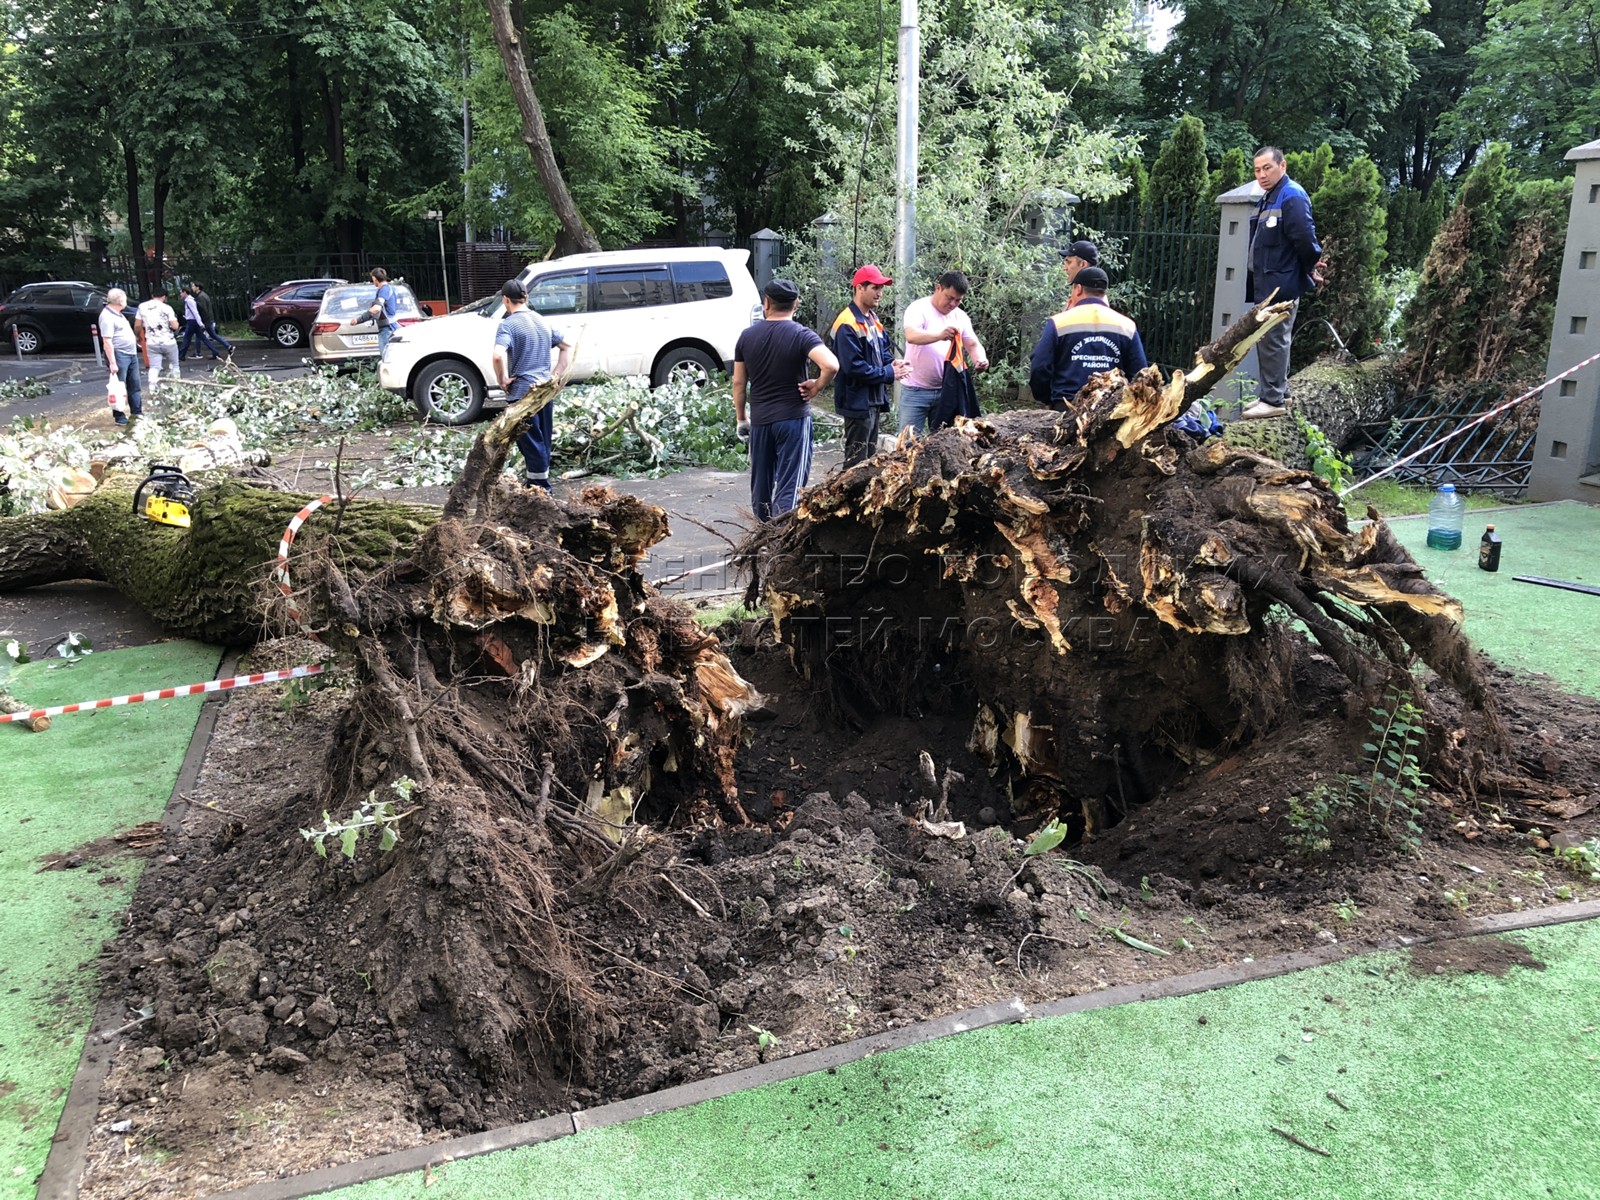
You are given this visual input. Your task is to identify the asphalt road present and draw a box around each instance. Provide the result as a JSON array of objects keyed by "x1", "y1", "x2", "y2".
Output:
[{"x1": 0, "y1": 339, "x2": 314, "y2": 425}]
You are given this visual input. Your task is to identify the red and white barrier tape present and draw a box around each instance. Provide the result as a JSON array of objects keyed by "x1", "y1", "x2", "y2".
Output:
[
  {"x1": 275, "y1": 494, "x2": 334, "y2": 637},
  {"x1": 0, "y1": 663, "x2": 329, "y2": 725}
]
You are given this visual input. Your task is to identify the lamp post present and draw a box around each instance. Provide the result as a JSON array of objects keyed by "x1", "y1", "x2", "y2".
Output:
[{"x1": 425, "y1": 210, "x2": 450, "y2": 313}]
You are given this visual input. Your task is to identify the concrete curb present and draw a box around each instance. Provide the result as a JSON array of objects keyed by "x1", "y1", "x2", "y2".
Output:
[
  {"x1": 196, "y1": 900, "x2": 1600, "y2": 1200},
  {"x1": 34, "y1": 647, "x2": 235, "y2": 1200}
]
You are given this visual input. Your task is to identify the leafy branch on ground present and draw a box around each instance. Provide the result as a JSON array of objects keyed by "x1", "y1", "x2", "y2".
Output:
[
  {"x1": 300, "y1": 776, "x2": 418, "y2": 859},
  {"x1": 0, "y1": 378, "x2": 51, "y2": 405},
  {"x1": 1285, "y1": 687, "x2": 1430, "y2": 857}
]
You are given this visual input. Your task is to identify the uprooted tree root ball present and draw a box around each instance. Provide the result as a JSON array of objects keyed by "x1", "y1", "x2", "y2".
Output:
[{"x1": 740, "y1": 306, "x2": 1507, "y2": 841}]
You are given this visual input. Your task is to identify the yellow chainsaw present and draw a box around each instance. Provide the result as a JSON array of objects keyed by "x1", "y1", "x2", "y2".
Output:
[{"x1": 133, "y1": 464, "x2": 198, "y2": 528}]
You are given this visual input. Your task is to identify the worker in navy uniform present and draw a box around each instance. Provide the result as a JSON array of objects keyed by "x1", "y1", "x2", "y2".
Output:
[
  {"x1": 1027, "y1": 266, "x2": 1149, "y2": 411},
  {"x1": 829, "y1": 264, "x2": 910, "y2": 467},
  {"x1": 1242, "y1": 145, "x2": 1325, "y2": 419}
]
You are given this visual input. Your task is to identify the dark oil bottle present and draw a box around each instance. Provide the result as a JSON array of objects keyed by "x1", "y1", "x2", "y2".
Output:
[{"x1": 1478, "y1": 525, "x2": 1502, "y2": 572}]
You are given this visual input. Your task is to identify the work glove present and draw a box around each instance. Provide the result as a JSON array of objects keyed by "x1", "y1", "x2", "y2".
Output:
[{"x1": 736, "y1": 419, "x2": 751, "y2": 443}]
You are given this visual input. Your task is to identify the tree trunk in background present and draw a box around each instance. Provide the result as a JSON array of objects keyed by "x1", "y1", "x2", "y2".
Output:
[
  {"x1": 483, "y1": 0, "x2": 601, "y2": 255},
  {"x1": 123, "y1": 143, "x2": 146, "y2": 300}
]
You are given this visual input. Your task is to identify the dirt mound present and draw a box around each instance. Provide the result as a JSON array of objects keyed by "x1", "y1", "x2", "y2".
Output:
[{"x1": 76, "y1": 627, "x2": 1600, "y2": 1197}]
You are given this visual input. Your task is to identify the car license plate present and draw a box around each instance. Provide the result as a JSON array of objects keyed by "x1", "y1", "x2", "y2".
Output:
[{"x1": 349, "y1": 334, "x2": 378, "y2": 347}]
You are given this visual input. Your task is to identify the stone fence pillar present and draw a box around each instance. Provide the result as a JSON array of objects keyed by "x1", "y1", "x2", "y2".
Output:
[
  {"x1": 1210, "y1": 181, "x2": 1263, "y2": 415},
  {"x1": 1530, "y1": 138, "x2": 1600, "y2": 502}
]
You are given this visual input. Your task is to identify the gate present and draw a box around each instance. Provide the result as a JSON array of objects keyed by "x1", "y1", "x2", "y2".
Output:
[{"x1": 1072, "y1": 197, "x2": 1219, "y2": 375}]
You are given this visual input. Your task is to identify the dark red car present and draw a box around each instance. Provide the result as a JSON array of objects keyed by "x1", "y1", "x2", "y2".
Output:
[{"x1": 248, "y1": 278, "x2": 346, "y2": 349}]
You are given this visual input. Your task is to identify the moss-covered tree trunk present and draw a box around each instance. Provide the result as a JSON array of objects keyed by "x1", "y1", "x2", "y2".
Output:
[{"x1": 0, "y1": 472, "x2": 440, "y2": 644}]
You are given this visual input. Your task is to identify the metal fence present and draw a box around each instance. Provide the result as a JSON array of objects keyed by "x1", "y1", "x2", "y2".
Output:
[{"x1": 1073, "y1": 197, "x2": 1219, "y2": 374}]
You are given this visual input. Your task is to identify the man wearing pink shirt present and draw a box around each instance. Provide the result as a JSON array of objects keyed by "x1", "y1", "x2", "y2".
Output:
[{"x1": 897, "y1": 271, "x2": 988, "y2": 435}]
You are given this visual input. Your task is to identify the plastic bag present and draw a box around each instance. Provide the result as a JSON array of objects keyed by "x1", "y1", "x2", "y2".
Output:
[{"x1": 107, "y1": 375, "x2": 128, "y2": 415}]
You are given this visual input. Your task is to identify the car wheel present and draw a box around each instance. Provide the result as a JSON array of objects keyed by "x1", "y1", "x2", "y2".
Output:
[
  {"x1": 413, "y1": 359, "x2": 485, "y2": 425},
  {"x1": 652, "y1": 347, "x2": 720, "y2": 390},
  {"x1": 271, "y1": 319, "x2": 305, "y2": 348},
  {"x1": 10, "y1": 325, "x2": 43, "y2": 354}
]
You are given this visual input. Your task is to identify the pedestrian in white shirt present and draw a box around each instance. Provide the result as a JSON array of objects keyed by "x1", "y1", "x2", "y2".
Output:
[
  {"x1": 135, "y1": 292, "x2": 181, "y2": 393},
  {"x1": 98, "y1": 288, "x2": 142, "y2": 425},
  {"x1": 897, "y1": 270, "x2": 988, "y2": 436}
]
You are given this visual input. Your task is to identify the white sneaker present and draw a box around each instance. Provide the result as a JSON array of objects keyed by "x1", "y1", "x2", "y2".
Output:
[{"x1": 1240, "y1": 401, "x2": 1288, "y2": 420}]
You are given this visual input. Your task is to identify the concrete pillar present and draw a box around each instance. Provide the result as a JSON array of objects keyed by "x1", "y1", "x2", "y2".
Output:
[
  {"x1": 750, "y1": 228, "x2": 782, "y2": 292},
  {"x1": 1529, "y1": 139, "x2": 1600, "y2": 502},
  {"x1": 1210, "y1": 181, "x2": 1263, "y2": 414}
]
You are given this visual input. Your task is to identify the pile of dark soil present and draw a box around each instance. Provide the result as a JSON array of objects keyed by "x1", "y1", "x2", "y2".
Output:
[{"x1": 72, "y1": 625, "x2": 1600, "y2": 1199}]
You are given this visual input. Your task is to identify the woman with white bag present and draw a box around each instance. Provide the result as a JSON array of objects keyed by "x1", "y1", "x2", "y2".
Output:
[{"x1": 98, "y1": 287, "x2": 143, "y2": 426}]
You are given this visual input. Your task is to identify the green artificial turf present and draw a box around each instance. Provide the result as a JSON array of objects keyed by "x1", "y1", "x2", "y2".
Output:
[
  {"x1": 0, "y1": 640, "x2": 221, "y2": 1199},
  {"x1": 1385, "y1": 501, "x2": 1600, "y2": 697},
  {"x1": 333, "y1": 920, "x2": 1600, "y2": 1200}
]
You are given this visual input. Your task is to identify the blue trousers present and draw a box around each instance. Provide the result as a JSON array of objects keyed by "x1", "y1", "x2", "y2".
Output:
[
  {"x1": 897, "y1": 385, "x2": 941, "y2": 435},
  {"x1": 510, "y1": 379, "x2": 554, "y2": 488},
  {"x1": 377, "y1": 323, "x2": 395, "y2": 359},
  {"x1": 179, "y1": 320, "x2": 222, "y2": 359},
  {"x1": 203, "y1": 320, "x2": 234, "y2": 352},
  {"x1": 749, "y1": 415, "x2": 812, "y2": 521},
  {"x1": 113, "y1": 350, "x2": 144, "y2": 418}
]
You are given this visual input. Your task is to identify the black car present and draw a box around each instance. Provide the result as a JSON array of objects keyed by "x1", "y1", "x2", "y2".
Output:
[{"x1": 0, "y1": 281, "x2": 110, "y2": 353}]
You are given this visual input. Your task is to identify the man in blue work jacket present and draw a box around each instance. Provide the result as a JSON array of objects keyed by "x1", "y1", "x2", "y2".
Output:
[
  {"x1": 830, "y1": 264, "x2": 910, "y2": 467},
  {"x1": 1028, "y1": 266, "x2": 1149, "y2": 411},
  {"x1": 1242, "y1": 146, "x2": 1325, "y2": 419}
]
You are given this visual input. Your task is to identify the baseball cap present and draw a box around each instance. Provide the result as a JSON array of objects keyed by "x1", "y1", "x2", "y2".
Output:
[
  {"x1": 1059, "y1": 239, "x2": 1099, "y2": 264},
  {"x1": 764, "y1": 278, "x2": 800, "y2": 304},
  {"x1": 851, "y1": 264, "x2": 894, "y2": 287},
  {"x1": 1073, "y1": 266, "x2": 1110, "y2": 290},
  {"x1": 501, "y1": 278, "x2": 528, "y2": 301}
]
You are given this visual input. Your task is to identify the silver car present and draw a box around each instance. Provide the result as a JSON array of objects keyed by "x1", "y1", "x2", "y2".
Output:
[{"x1": 310, "y1": 282, "x2": 425, "y2": 365}]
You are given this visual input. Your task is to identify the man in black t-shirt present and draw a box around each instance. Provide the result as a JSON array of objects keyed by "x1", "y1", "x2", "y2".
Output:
[{"x1": 732, "y1": 279, "x2": 839, "y2": 521}]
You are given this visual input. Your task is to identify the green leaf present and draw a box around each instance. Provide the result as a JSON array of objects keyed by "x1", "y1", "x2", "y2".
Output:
[
  {"x1": 1111, "y1": 928, "x2": 1172, "y2": 956},
  {"x1": 379, "y1": 826, "x2": 399, "y2": 852},
  {"x1": 1025, "y1": 819, "x2": 1067, "y2": 857},
  {"x1": 340, "y1": 828, "x2": 360, "y2": 859},
  {"x1": 313, "y1": 838, "x2": 328, "y2": 859}
]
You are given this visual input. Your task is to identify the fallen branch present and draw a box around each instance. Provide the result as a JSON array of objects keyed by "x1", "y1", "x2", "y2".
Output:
[{"x1": 1270, "y1": 1125, "x2": 1332, "y2": 1158}]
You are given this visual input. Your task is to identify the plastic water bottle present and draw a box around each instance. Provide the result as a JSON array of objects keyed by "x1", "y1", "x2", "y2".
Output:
[{"x1": 1425, "y1": 483, "x2": 1465, "y2": 550}]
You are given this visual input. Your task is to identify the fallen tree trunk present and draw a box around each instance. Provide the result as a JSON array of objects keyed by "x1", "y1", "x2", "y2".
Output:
[
  {"x1": 1222, "y1": 356, "x2": 1396, "y2": 470},
  {"x1": 740, "y1": 304, "x2": 1503, "y2": 837}
]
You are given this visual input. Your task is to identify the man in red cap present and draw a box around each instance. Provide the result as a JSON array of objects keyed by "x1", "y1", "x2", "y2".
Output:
[{"x1": 829, "y1": 264, "x2": 909, "y2": 467}]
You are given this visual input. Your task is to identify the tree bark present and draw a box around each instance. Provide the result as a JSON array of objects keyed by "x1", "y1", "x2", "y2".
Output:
[
  {"x1": 122, "y1": 141, "x2": 146, "y2": 300},
  {"x1": 483, "y1": 0, "x2": 602, "y2": 254}
]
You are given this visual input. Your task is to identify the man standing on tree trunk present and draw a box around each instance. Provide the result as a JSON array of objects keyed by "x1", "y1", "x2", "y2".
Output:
[
  {"x1": 493, "y1": 278, "x2": 573, "y2": 490},
  {"x1": 829, "y1": 265, "x2": 909, "y2": 467},
  {"x1": 1242, "y1": 146, "x2": 1325, "y2": 420},
  {"x1": 732, "y1": 279, "x2": 839, "y2": 521},
  {"x1": 1028, "y1": 266, "x2": 1148, "y2": 411}
]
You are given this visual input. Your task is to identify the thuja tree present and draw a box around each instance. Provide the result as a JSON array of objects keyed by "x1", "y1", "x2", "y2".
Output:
[
  {"x1": 1401, "y1": 143, "x2": 1568, "y2": 391},
  {"x1": 1295, "y1": 155, "x2": 1389, "y2": 365},
  {"x1": 779, "y1": 0, "x2": 1138, "y2": 380},
  {"x1": 1148, "y1": 114, "x2": 1212, "y2": 215}
]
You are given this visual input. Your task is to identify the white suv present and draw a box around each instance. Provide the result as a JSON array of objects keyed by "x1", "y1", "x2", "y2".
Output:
[{"x1": 379, "y1": 247, "x2": 762, "y2": 424}]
